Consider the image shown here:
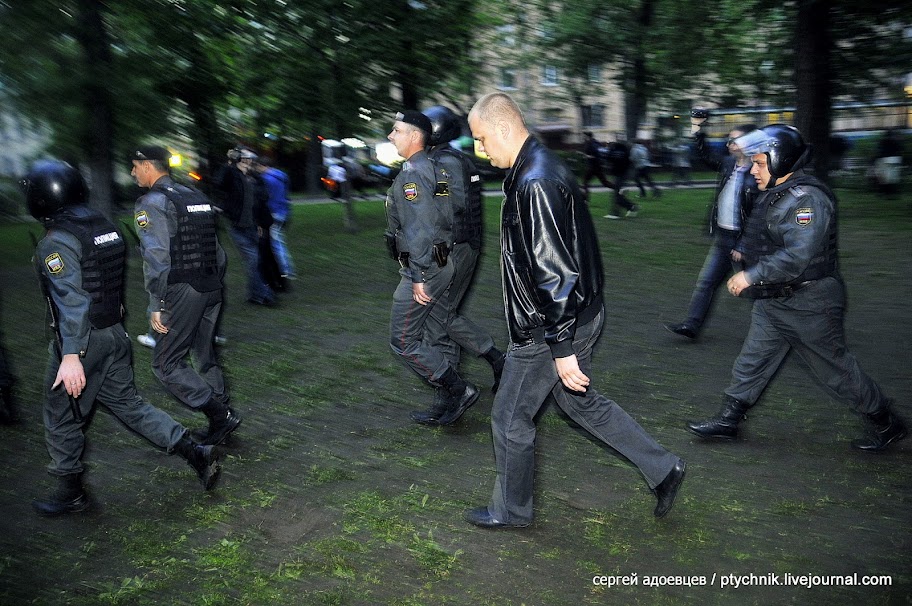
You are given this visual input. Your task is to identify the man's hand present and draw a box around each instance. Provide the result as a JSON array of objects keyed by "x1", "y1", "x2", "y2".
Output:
[
  {"x1": 52, "y1": 353, "x2": 86, "y2": 398},
  {"x1": 412, "y1": 282, "x2": 432, "y2": 306},
  {"x1": 555, "y1": 355, "x2": 590, "y2": 393},
  {"x1": 727, "y1": 271, "x2": 751, "y2": 297},
  {"x1": 150, "y1": 310, "x2": 169, "y2": 334},
  {"x1": 730, "y1": 250, "x2": 743, "y2": 263}
]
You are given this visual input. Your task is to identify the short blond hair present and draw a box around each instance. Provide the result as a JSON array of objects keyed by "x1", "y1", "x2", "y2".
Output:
[{"x1": 469, "y1": 92, "x2": 526, "y2": 129}]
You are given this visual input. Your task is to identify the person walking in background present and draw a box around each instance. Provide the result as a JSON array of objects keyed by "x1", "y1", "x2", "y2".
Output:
[
  {"x1": 257, "y1": 156, "x2": 296, "y2": 280},
  {"x1": 604, "y1": 136, "x2": 639, "y2": 219},
  {"x1": 664, "y1": 121, "x2": 758, "y2": 340},
  {"x1": 131, "y1": 146, "x2": 241, "y2": 447},
  {"x1": 687, "y1": 125, "x2": 907, "y2": 453},
  {"x1": 328, "y1": 159, "x2": 359, "y2": 233},
  {"x1": 465, "y1": 92, "x2": 685, "y2": 529},
  {"x1": 25, "y1": 160, "x2": 223, "y2": 516},
  {"x1": 630, "y1": 139, "x2": 661, "y2": 198},
  {"x1": 214, "y1": 146, "x2": 276, "y2": 306},
  {"x1": 580, "y1": 131, "x2": 613, "y2": 200}
]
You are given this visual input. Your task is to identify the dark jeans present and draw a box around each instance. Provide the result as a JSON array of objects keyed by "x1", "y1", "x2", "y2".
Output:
[
  {"x1": 684, "y1": 228, "x2": 739, "y2": 331},
  {"x1": 488, "y1": 308, "x2": 678, "y2": 524},
  {"x1": 725, "y1": 277, "x2": 889, "y2": 415},
  {"x1": 229, "y1": 226, "x2": 274, "y2": 302}
]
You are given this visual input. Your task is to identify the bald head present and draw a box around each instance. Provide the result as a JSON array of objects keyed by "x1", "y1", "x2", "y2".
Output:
[{"x1": 468, "y1": 93, "x2": 530, "y2": 169}]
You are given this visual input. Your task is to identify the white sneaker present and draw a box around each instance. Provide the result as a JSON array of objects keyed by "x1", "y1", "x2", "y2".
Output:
[
  {"x1": 603, "y1": 214, "x2": 621, "y2": 220},
  {"x1": 214, "y1": 335, "x2": 228, "y2": 346},
  {"x1": 137, "y1": 334, "x2": 157, "y2": 348}
]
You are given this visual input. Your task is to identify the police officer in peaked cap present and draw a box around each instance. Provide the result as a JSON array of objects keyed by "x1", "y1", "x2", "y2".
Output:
[{"x1": 131, "y1": 145, "x2": 241, "y2": 446}]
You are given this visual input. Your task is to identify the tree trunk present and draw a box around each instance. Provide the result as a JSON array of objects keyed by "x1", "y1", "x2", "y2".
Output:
[
  {"x1": 626, "y1": 0, "x2": 655, "y2": 141},
  {"x1": 74, "y1": 0, "x2": 114, "y2": 218},
  {"x1": 794, "y1": 0, "x2": 832, "y2": 182}
]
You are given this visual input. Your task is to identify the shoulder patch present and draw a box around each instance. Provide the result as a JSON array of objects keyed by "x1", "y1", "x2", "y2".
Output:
[
  {"x1": 435, "y1": 181, "x2": 450, "y2": 197},
  {"x1": 790, "y1": 185, "x2": 806, "y2": 197},
  {"x1": 45, "y1": 252, "x2": 65, "y2": 275},
  {"x1": 403, "y1": 182, "x2": 418, "y2": 201},
  {"x1": 135, "y1": 209, "x2": 150, "y2": 229},
  {"x1": 795, "y1": 207, "x2": 814, "y2": 226}
]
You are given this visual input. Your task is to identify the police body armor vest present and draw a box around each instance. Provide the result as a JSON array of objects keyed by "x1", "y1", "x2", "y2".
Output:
[
  {"x1": 52, "y1": 210, "x2": 125, "y2": 329},
  {"x1": 153, "y1": 183, "x2": 221, "y2": 293},
  {"x1": 431, "y1": 147, "x2": 483, "y2": 250},
  {"x1": 741, "y1": 184, "x2": 838, "y2": 285}
]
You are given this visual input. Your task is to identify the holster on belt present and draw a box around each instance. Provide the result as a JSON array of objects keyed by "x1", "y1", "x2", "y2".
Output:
[
  {"x1": 384, "y1": 233, "x2": 399, "y2": 261},
  {"x1": 432, "y1": 242, "x2": 449, "y2": 268}
]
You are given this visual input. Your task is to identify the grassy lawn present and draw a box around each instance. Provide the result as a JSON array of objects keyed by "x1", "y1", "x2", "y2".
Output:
[{"x1": 0, "y1": 180, "x2": 909, "y2": 605}]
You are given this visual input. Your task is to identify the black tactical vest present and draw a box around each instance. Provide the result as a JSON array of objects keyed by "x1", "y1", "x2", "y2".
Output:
[
  {"x1": 741, "y1": 183, "x2": 838, "y2": 284},
  {"x1": 431, "y1": 147, "x2": 483, "y2": 250},
  {"x1": 153, "y1": 183, "x2": 221, "y2": 293},
  {"x1": 52, "y1": 209, "x2": 125, "y2": 329}
]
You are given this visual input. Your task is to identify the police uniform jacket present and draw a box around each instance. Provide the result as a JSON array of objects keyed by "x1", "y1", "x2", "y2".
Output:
[
  {"x1": 36, "y1": 206, "x2": 125, "y2": 356},
  {"x1": 741, "y1": 170, "x2": 838, "y2": 288},
  {"x1": 429, "y1": 145, "x2": 483, "y2": 250},
  {"x1": 385, "y1": 150, "x2": 452, "y2": 282},
  {"x1": 135, "y1": 175, "x2": 227, "y2": 314},
  {"x1": 501, "y1": 136, "x2": 604, "y2": 358}
]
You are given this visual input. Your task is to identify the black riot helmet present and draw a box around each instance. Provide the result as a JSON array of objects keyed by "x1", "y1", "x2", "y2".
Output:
[
  {"x1": 735, "y1": 124, "x2": 810, "y2": 187},
  {"x1": 423, "y1": 105, "x2": 462, "y2": 147},
  {"x1": 22, "y1": 160, "x2": 88, "y2": 221}
]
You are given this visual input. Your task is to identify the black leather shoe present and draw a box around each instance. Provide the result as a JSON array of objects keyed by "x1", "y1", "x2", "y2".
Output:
[
  {"x1": 464, "y1": 506, "x2": 530, "y2": 529},
  {"x1": 654, "y1": 459, "x2": 686, "y2": 518},
  {"x1": 664, "y1": 322, "x2": 697, "y2": 340},
  {"x1": 437, "y1": 382, "x2": 479, "y2": 426},
  {"x1": 852, "y1": 412, "x2": 907, "y2": 452},
  {"x1": 186, "y1": 444, "x2": 224, "y2": 491}
]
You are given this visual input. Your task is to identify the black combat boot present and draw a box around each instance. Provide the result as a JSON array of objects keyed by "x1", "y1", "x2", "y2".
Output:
[
  {"x1": 198, "y1": 399, "x2": 242, "y2": 446},
  {"x1": 687, "y1": 397, "x2": 751, "y2": 439},
  {"x1": 482, "y1": 347, "x2": 507, "y2": 394},
  {"x1": 436, "y1": 367, "x2": 479, "y2": 426},
  {"x1": 32, "y1": 474, "x2": 89, "y2": 516},
  {"x1": 409, "y1": 387, "x2": 452, "y2": 426},
  {"x1": 174, "y1": 434, "x2": 223, "y2": 490},
  {"x1": 852, "y1": 407, "x2": 907, "y2": 452}
]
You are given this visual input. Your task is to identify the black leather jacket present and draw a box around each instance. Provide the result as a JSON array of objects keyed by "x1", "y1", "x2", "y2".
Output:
[{"x1": 501, "y1": 136, "x2": 604, "y2": 358}]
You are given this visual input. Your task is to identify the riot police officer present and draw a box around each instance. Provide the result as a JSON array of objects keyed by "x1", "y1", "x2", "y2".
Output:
[
  {"x1": 384, "y1": 110, "x2": 479, "y2": 426},
  {"x1": 409, "y1": 105, "x2": 504, "y2": 425},
  {"x1": 131, "y1": 146, "x2": 241, "y2": 446},
  {"x1": 25, "y1": 160, "x2": 222, "y2": 516},
  {"x1": 687, "y1": 125, "x2": 907, "y2": 452}
]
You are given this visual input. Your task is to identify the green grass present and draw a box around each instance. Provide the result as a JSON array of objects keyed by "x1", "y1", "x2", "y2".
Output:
[{"x1": 1, "y1": 182, "x2": 910, "y2": 605}]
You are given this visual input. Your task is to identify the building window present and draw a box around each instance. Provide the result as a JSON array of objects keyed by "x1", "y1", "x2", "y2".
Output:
[
  {"x1": 541, "y1": 65, "x2": 558, "y2": 86},
  {"x1": 582, "y1": 104, "x2": 605, "y2": 127},
  {"x1": 542, "y1": 108, "x2": 562, "y2": 123},
  {"x1": 496, "y1": 24, "x2": 516, "y2": 47},
  {"x1": 500, "y1": 68, "x2": 517, "y2": 90},
  {"x1": 588, "y1": 64, "x2": 602, "y2": 84}
]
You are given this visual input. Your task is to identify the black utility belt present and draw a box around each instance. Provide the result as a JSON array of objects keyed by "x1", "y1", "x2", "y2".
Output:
[{"x1": 745, "y1": 280, "x2": 816, "y2": 299}]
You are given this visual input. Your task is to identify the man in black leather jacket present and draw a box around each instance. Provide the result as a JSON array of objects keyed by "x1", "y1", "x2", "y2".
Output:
[
  {"x1": 665, "y1": 121, "x2": 758, "y2": 339},
  {"x1": 463, "y1": 93, "x2": 685, "y2": 529}
]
